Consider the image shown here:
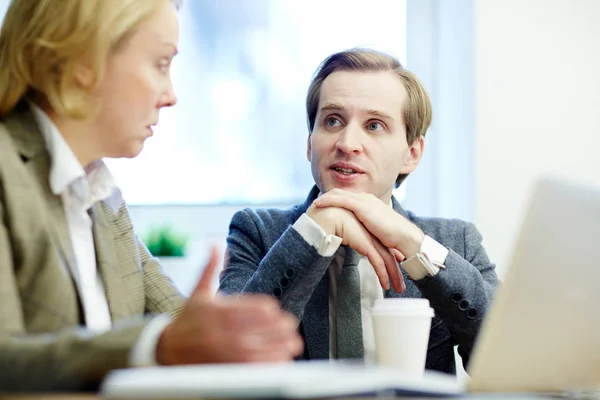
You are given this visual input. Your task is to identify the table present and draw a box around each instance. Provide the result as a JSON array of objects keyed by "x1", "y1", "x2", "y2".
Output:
[{"x1": 0, "y1": 396, "x2": 586, "y2": 400}]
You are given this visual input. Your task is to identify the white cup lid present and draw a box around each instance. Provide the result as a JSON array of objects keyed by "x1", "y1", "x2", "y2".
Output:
[{"x1": 371, "y1": 298, "x2": 433, "y2": 316}]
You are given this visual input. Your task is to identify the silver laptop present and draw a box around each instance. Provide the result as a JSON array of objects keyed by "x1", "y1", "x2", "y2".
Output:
[
  {"x1": 467, "y1": 176, "x2": 600, "y2": 393},
  {"x1": 101, "y1": 177, "x2": 600, "y2": 398}
]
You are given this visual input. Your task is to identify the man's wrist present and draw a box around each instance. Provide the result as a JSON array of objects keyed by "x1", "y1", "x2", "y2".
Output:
[
  {"x1": 306, "y1": 204, "x2": 336, "y2": 236},
  {"x1": 400, "y1": 228, "x2": 425, "y2": 259},
  {"x1": 293, "y1": 212, "x2": 342, "y2": 257}
]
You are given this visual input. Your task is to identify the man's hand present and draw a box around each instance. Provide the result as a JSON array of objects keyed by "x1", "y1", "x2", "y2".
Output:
[
  {"x1": 156, "y1": 246, "x2": 304, "y2": 365},
  {"x1": 313, "y1": 189, "x2": 425, "y2": 260},
  {"x1": 307, "y1": 204, "x2": 405, "y2": 293}
]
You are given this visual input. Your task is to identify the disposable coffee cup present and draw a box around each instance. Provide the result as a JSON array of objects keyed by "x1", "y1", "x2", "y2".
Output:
[{"x1": 371, "y1": 298, "x2": 434, "y2": 376}]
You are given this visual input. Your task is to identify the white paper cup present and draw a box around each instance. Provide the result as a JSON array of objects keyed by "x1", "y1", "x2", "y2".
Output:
[{"x1": 371, "y1": 298, "x2": 434, "y2": 376}]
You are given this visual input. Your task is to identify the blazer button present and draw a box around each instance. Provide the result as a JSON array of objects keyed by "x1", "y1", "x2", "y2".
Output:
[
  {"x1": 451, "y1": 292, "x2": 463, "y2": 303},
  {"x1": 272, "y1": 287, "x2": 282, "y2": 298},
  {"x1": 279, "y1": 277, "x2": 290, "y2": 289},
  {"x1": 284, "y1": 268, "x2": 296, "y2": 279},
  {"x1": 458, "y1": 299, "x2": 470, "y2": 311},
  {"x1": 466, "y1": 308, "x2": 478, "y2": 319}
]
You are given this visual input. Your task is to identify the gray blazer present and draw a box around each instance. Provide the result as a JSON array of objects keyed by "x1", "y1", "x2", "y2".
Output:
[{"x1": 219, "y1": 186, "x2": 499, "y2": 374}]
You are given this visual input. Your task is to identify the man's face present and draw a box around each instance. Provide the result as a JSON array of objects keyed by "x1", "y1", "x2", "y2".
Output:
[{"x1": 307, "y1": 70, "x2": 423, "y2": 202}]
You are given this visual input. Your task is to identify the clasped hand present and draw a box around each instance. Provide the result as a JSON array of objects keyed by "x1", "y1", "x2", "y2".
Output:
[{"x1": 308, "y1": 189, "x2": 425, "y2": 293}]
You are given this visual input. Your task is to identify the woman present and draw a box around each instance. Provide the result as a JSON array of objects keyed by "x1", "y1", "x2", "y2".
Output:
[{"x1": 0, "y1": 0, "x2": 302, "y2": 392}]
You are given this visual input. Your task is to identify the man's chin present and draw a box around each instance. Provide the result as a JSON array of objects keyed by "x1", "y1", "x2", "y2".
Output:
[{"x1": 323, "y1": 183, "x2": 367, "y2": 194}]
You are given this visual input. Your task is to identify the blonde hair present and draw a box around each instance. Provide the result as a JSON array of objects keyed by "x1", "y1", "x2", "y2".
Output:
[
  {"x1": 306, "y1": 48, "x2": 432, "y2": 187},
  {"x1": 0, "y1": 0, "x2": 180, "y2": 119}
]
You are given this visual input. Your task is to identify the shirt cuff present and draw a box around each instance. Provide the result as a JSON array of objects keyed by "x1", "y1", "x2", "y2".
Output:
[
  {"x1": 129, "y1": 314, "x2": 172, "y2": 367},
  {"x1": 421, "y1": 235, "x2": 449, "y2": 267},
  {"x1": 292, "y1": 213, "x2": 342, "y2": 257},
  {"x1": 401, "y1": 235, "x2": 449, "y2": 280}
]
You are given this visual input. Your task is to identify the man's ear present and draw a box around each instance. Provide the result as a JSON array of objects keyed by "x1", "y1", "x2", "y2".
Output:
[
  {"x1": 399, "y1": 135, "x2": 424, "y2": 174},
  {"x1": 306, "y1": 134, "x2": 312, "y2": 162}
]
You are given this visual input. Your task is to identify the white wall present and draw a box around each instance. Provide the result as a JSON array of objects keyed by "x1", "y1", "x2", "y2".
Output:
[
  {"x1": 404, "y1": 0, "x2": 475, "y2": 223},
  {"x1": 475, "y1": 0, "x2": 600, "y2": 275}
]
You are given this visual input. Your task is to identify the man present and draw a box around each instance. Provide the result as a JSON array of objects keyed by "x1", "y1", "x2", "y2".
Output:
[
  {"x1": 0, "y1": 0, "x2": 301, "y2": 392},
  {"x1": 219, "y1": 48, "x2": 499, "y2": 374}
]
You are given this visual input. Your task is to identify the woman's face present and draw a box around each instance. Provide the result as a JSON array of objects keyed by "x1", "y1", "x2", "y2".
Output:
[{"x1": 91, "y1": 0, "x2": 179, "y2": 159}]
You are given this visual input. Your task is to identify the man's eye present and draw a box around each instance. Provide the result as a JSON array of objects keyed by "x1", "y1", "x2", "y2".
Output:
[
  {"x1": 326, "y1": 117, "x2": 341, "y2": 127},
  {"x1": 367, "y1": 121, "x2": 384, "y2": 132}
]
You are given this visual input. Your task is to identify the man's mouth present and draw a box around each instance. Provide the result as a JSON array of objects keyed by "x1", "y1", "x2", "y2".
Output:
[
  {"x1": 332, "y1": 166, "x2": 358, "y2": 175},
  {"x1": 330, "y1": 162, "x2": 364, "y2": 176}
]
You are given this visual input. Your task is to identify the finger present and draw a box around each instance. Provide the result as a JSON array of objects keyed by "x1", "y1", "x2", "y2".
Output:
[
  {"x1": 218, "y1": 293, "x2": 282, "y2": 308},
  {"x1": 190, "y1": 245, "x2": 221, "y2": 299},
  {"x1": 373, "y1": 240, "x2": 405, "y2": 293},
  {"x1": 357, "y1": 237, "x2": 390, "y2": 291},
  {"x1": 236, "y1": 327, "x2": 304, "y2": 358},
  {"x1": 390, "y1": 248, "x2": 406, "y2": 263},
  {"x1": 345, "y1": 222, "x2": 391, "y2": 290},
  {"x1": 314, "y1": 193, "x2": 379, "y2": 235},
  {"x1": 231, "y1": 308, "x2": 299, "y2": 339},
  {"x1": 313, "y1": 190, "x2": 357, "y2": 209},
  {"x1": 251, "y1": 334, "x2": 304, "y2": 360},
  {"x1": 217, "y1": 295, "x2": 282, "y2": 325},
  {"x1": 214, "y1": 296, "x2": 293, "y2": 336}
]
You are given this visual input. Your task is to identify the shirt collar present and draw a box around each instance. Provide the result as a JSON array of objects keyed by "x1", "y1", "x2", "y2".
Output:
[{"x1": 30, "y1": 102, "x2": 123, "y2": 215}]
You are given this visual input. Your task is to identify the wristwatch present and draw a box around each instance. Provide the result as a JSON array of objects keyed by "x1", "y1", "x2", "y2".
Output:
[{"x1": 401, "y1": 235, "x2": 448, "y2": 280}]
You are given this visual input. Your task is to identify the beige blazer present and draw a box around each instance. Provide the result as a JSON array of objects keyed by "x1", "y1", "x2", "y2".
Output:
[{"x1": 0, "y1": 103, "x2": 186, "y2": 391}]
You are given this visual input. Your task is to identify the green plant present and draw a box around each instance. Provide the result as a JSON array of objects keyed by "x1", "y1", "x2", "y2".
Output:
[{"x1": 142, "y1": 225, "x2": 189, "y2": 257}]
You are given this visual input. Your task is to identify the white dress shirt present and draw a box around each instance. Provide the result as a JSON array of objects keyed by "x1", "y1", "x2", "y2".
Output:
[
  {"x1": 31, "y1": 104, "x2": 167, "y2": 366},
  {"x1": 293, "y1": 209, "x2": 449, "y2": 364}
]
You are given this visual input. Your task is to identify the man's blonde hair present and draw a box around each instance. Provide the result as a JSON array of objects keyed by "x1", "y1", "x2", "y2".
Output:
[
  {"x1": 0, "y1": 0, "x2": 180, "y2": 119},
  {"x1": 306, "y1": 48, "x2": 432, "y2": 187}
]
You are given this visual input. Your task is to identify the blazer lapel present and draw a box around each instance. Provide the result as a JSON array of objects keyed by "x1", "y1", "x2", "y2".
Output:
[
  {"x1": 89, "y1": 203, "x2": 133, "y2": 321},
  {"x1": 30, "y1": 158, "x2": 79, "y2": 277},
  {"x1": 3, "y1": 105, "x2": 78, "y2": 280},
  {"x1": 295, "y1": 185, "x2": 320, "y2": 215},
  {"x1": 391, "y1": 195, "x2": 410, "y2": 219}
]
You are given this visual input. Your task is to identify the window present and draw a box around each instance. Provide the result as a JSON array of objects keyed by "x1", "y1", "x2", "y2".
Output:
[{"x1": 106, "y1": 0, "x2": 408, "y2": 205}]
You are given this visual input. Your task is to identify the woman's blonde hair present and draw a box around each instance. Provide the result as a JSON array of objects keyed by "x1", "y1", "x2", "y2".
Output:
[
  {"x1": 0, "y1": 0, "x2": 179, "y2": 119},
  {"x1": 306, "y1": 48, "x2": 432, "y2": 187}
]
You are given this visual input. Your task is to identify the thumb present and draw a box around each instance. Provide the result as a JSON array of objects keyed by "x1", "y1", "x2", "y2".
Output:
[{"x1": 190, "y1": 245, "x2": 221, "y2": 299}]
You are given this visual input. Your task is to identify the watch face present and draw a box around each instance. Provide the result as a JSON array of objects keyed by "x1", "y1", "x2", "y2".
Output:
[
  {"x1": 417, "y1": 253, "x2": 439, "y2": 276},
  {"x1": 401, "y1": 253, "x2": 436, "y2": 280}
]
